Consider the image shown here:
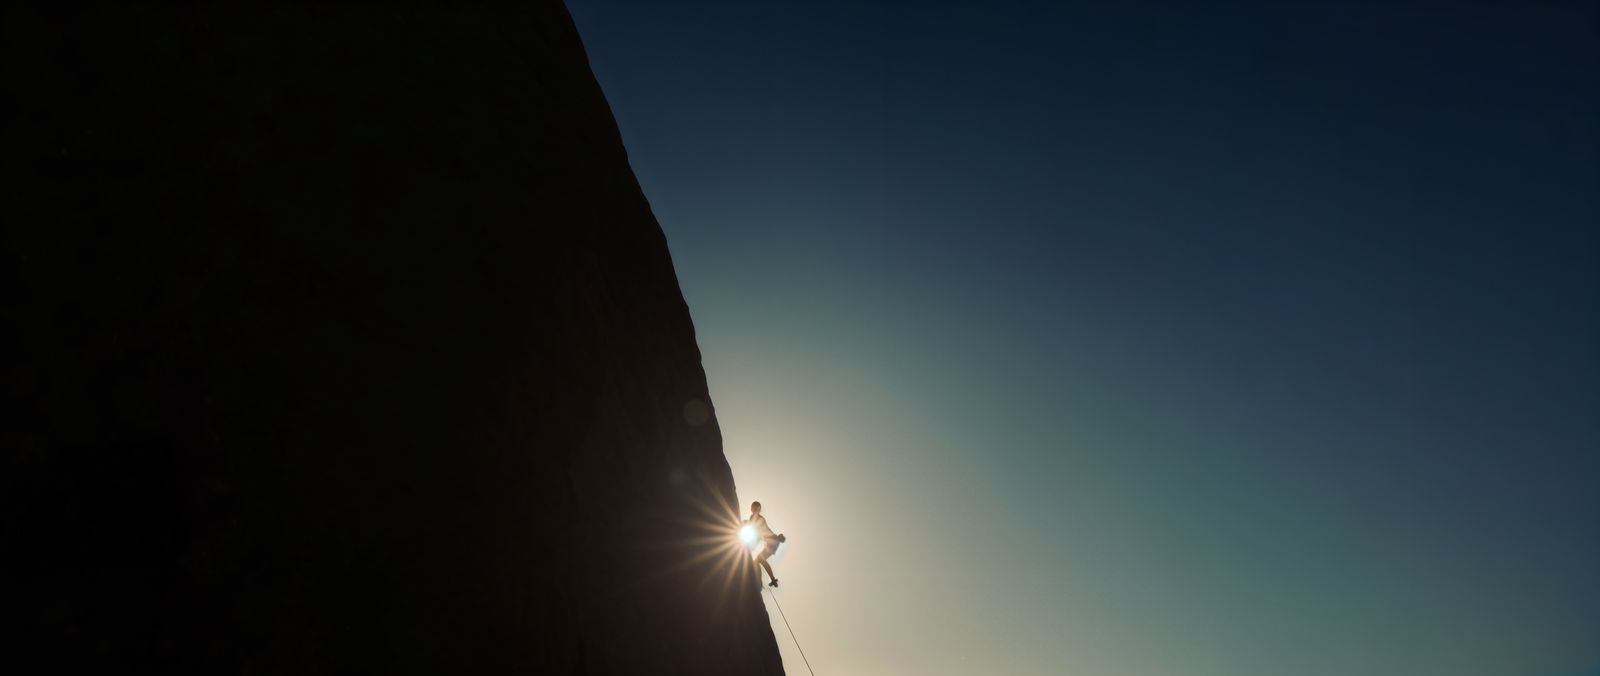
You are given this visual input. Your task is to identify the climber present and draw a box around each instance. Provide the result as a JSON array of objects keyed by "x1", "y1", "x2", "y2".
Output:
[{"x1": 742, "y1": 501, "x2": 785, "y2": 588}]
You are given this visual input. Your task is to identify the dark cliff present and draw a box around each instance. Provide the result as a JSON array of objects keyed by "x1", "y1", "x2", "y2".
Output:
[{"x1": 6, "y1": 4, "x2": 784, "y2": 674}]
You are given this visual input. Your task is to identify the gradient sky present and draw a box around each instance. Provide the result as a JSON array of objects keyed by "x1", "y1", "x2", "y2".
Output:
[{"x1": 565, "y1": 2, "x2": 1598, "y2": 675}]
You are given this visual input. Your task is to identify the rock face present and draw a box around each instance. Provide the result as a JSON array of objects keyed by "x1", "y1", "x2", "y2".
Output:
[{"x1": 7, "y1": 4, "x2": 784, "y2": 674}]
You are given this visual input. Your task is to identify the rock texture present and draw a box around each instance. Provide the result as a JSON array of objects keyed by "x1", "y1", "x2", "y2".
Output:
[{"x1": 6, "y1": 4, "x2": 783, "y2": 674}]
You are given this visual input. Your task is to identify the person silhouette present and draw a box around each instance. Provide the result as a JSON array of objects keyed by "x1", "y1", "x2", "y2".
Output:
[{"x1": 745, "y1": 501, "x2": 783, "y2": 588}]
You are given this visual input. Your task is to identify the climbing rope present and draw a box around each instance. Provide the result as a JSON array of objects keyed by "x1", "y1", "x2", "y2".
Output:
[{"x1": 765, "y1": 587, "x2": 816, "y2": 676}]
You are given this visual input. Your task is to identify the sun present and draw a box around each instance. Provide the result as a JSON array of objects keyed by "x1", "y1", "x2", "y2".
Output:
[{"x1": 627, "y1": 467, "x2": 766, "y2": 618}]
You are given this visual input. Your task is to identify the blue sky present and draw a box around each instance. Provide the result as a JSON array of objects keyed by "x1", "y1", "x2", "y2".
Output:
[{"x1": 566, "y1": 2, "x2": 1598, "y2": 674}]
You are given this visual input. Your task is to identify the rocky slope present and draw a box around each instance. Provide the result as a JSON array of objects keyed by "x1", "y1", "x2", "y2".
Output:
[{"x1": 7, "y1": 4, "x2": 784, "y2": 674}]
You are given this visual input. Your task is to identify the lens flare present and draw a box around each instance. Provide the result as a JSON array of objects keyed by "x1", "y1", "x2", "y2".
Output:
[{"x1": 739, "y1": 524, "x2": 758, "y2": 547}]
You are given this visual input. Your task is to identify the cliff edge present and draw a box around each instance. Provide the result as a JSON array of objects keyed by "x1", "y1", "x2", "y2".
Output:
[{"x1": 6, "y1": 4, "x2": 785, "y2": 674}]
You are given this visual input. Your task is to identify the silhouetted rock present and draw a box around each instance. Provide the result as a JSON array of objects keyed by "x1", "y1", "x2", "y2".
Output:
[{"x1": 6, "y1": 4, "x2": 783, "y2": 674}]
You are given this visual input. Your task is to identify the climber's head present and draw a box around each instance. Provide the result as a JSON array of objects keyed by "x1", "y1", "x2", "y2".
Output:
[{"x1": 750, "y1": 501, "x2": 762, "y2": 515}]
